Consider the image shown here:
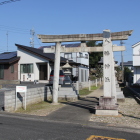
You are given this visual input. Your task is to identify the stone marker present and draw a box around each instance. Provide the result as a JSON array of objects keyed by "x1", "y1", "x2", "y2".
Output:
[{"x1": 95, "y1": 30, "x2": 118, "y2": 116}]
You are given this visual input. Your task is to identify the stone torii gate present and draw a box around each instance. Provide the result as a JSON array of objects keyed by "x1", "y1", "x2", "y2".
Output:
[{"x1": 38, "y1": 30, "x2": 132, "y2": 114}]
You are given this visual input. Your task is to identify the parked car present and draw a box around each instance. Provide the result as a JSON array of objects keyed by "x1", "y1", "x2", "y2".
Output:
[{"x1": 49, "y1": 70, "x2": 65, "y2": 85}]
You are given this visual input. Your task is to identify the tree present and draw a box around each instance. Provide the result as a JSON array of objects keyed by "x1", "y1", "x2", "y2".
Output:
[
  {"x1": 86, "y1": 41, "x2": 103, "y2": 68},
  {"x1": 115, "y1": 66, "x2": 122, "y2": 81},
  {"x1": 124, "y1": 66, "x2": 133, "y2": 82},
  {"x1": 87, "y1": 41, "x2": 103, "y2": 79}
]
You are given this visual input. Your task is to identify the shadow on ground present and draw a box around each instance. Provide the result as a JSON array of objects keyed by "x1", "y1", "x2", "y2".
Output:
[
  {"x1": 122, "y1": 87, "x2": 140, "y2": 105},
  {"x1": 119, "y1": 112, "x2": 140, "y2": 120},
  {"x1": 61, "y1": 96, "x2": 99, "y2": 114}
]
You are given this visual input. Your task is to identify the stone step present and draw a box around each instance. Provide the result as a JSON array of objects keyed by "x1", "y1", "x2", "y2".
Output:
[
  {"x1": 116, "y1": 87, "x2": 121, "y2": 92},
  {"x1": 58, "y1": 94, "x2": 78, "y2": 97},
  {"x1": 58, "y1": 87, "x2": 74, "y2": 91},
  {"x1": 58, "y1": 91, "x2": 76, "y2": 95},
  {"x1": 116, "y1": 84, "x2": 119, "y2": 88},
  {"x1": 117, "y1": 91, "x2": 125, "y2": 99}
]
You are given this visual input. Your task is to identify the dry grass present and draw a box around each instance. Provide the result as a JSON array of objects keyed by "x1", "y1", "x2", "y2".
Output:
[{"x1": 15, "y1": 101, "x2": 65, "y2": 116}]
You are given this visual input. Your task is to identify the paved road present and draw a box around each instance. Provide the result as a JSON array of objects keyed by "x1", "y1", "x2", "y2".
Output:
[
  {"x1": 0, "y1": 85, "x2": 140, "y2": 139},
  {"x1": 0, "y1": 112, "x2": 139, "y2": 140}
]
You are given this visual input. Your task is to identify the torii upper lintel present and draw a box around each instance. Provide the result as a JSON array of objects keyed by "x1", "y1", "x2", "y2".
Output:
[{"x1": 38, "y1": 30, "x2": 133, "y2": 43}]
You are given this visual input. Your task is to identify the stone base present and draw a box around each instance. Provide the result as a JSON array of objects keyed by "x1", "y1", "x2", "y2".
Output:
[
  {"x1": 95, "y1": 96, "x2": 118, "y2": 110},
  {"x1": 51, "y1": 103, "x2": 60, "y2": 105},
  {"x1": 117, "y1": 98, "x2": 125, "y2": 102},
  {"x1": 96, "y1": 110, "x2": 118, "y2": 116},
  {"x1": 95, "y1": 96, "x2": 118, "y2": 116}
]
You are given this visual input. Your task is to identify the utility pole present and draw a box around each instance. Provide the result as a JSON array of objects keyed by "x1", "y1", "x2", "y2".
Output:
[
  {"x1": 30, "y1": 28, "x2": 35, "y2": 48},
  {"x1": 120, "y1": 40, "x2": 124, "y2": 83},
  {"x1": 6, "y1": 31, "x2": 8, "y2": 52}
]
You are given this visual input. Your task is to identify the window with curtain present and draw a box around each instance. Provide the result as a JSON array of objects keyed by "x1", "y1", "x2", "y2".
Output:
[
  {"x1": 0, "y1": 65, "x2": 4, "y2": 79},
  {"x1": 20, "y1": 64, "x2": 33, "y2": 73}
]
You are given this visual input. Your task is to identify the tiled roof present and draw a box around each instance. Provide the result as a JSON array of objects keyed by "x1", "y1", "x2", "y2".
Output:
[
  {"x1": 120, "y1": 61, "x2": 133, "y2": 66},
  {"x1": 0, "y1": 51, "x2": 20, "y2": 64},
  {"x1": 132, "y1": 41, "x2": 140, "y2": 48},
  {"x1": 0, "y1": 51, "x2": 17, "y2": 59},
  {"x1": 15, "y1": 44, "x2": 68, "y2": 63},
  {"x1": 0, "y1": 56, "x2": 20, "y2": 64}
]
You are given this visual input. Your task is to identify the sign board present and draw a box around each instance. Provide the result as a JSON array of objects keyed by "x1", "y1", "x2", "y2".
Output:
[
  {"x1": 15, "y1": 86, "x2": 27, "y2": 111},
  {"x1": 16, "y1": 86, "x2": 27, "y2": 92}
]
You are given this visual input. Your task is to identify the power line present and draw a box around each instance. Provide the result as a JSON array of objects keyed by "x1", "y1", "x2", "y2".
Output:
[
  {"x1": 0, "y1": 0, "x2": 20, "y2": 5},
  {"x1": 6, "y1": 31, "x2": 8, "y2": 51},
  {"x1": 0, "y1": 25, "x2": 29, "y2": 32}
]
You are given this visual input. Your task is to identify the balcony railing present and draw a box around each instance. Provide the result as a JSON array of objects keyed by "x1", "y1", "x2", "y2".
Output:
[{"x1": 76, "y1": 56, "x2": 88, "y2": 59}]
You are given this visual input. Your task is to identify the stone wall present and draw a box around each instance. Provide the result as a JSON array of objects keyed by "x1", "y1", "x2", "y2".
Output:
[
  {"x1": 0, "y1": 80, "x2": 20, "y2": 84},
  {"x1": 4, "y1": 86, "x2": 52, "y2": 112}
]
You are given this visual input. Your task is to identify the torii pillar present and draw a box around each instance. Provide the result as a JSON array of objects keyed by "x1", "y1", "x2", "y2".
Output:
[
  {"x1": 95, "y1": 30, "x2": 118, "y2": 116},
  {"x1": 38, "y1": 30, "x2": 132, "y2": 108}
]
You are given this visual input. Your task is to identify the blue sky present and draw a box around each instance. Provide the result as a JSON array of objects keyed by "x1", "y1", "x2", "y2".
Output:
[{"x1": 0, "y1": 0, "x2": 140, "y2": 64}]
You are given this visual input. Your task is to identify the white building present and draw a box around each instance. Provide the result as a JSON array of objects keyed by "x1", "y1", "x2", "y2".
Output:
[
  {"x1": 132, "y1": 42, "x2": 140, "y2": 83},
  {"x1": 40, "y1": 43, "x2": 89, "y2": 82}
]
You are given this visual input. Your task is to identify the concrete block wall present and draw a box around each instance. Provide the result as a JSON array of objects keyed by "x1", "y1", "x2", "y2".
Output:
[
  {"x1": 4, "y1": 86, "x2": 52, "y2": 112},
  {"x1": 0, "y1": 80, "x2": 20, "y2": 84}
]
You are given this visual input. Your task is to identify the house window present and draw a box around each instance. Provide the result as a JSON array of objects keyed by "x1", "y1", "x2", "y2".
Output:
[
  {"x1": 0, "y1": 65, "x2": 4, "y2": 79},
  {"x1": 79, "y1": 52, "x2": 83, "y2": 57},
  {"x1": 11, "y1": 65, "x2": 14, "y2": 73},
  {"x1": 85, "y1": 54, "x2": 88, "y2": 59},
  {"x1": 64, "y1": 53, "x2": 72, "y2": 59},
  {"x1": 20, "y1": 64, "x2": 33, "y2": 73}
]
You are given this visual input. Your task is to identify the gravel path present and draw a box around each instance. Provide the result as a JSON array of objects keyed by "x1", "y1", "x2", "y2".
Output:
[{"x1": 90, "y1": 98, "x2": 140, "y2": 128}]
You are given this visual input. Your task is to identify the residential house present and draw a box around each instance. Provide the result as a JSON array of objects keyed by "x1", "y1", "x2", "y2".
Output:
[
  {"x1": 0, "y1": 51, "x2": 20, "y2": 84},
  {"x1": 16, "y1": 44, "x2": 69, "y2": 83},
  {"x1": 132, "y1": 42, "x2": 140, "y2": 83}
]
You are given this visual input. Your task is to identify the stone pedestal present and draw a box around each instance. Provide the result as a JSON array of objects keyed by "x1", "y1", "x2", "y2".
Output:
[{"x1": 95, "y1": 96, "x2": 118, "y2": 116}]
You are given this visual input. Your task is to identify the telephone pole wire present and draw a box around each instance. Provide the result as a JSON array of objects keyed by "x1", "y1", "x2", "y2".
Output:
[{"x1": 0, "y1": 0, "x2": 20, "y2": 6}]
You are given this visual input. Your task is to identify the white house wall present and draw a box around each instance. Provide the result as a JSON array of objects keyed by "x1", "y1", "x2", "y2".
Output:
[
  {"x1": 60, "y1": 52, "x2": 89, "y2": 66},
  {"x1": 60, "y1": 52, "x2": 89, "y2": 82},
  {"x1": 133, "y1": 44, "x2": 140, "y2": 55},
  {"x1": 132, "y1": 42, "x2": 140, "y2": 84},
  {"x1": 133, "y1": 56, "x2": 140, "y2": 66},
  {"x1": 17, "y1": 48, "x2": 49, "y2": 82},
  {"x1": 133, "y1": 43, "x2": 140, "y2": 66},
  {"x1": 78, "y1": 67, "x2": 89, "y2": 82},
  {"x1": 133, "y1": 67, "x2": 140, "y2": 83}
]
